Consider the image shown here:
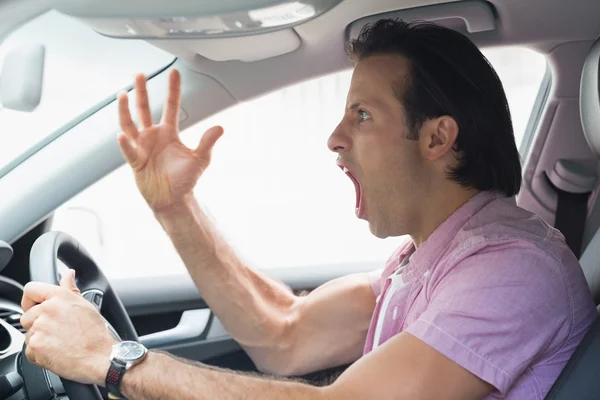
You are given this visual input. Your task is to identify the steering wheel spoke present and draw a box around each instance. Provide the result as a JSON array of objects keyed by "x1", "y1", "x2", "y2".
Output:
[{"x1": 82, "y1": 289, "x2": 104, "y2": 311}]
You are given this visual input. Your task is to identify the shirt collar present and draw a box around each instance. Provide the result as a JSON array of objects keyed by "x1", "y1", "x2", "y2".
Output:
[{"x1": 403, "y1": 191, "x2": 506, "y2": 284}]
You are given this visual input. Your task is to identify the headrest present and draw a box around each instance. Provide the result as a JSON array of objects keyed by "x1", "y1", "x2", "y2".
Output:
[{"x1": 581, "y1": 36, "x2": 600, "y2": 158}]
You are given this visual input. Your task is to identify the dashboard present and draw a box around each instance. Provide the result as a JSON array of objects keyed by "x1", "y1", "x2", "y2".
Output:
[
  {"x1": 0, "y1": 277, "x2": 25, "y2": 336},
  {"x1": 0, "y1": 277, "x2": 27, "y2": 399}
]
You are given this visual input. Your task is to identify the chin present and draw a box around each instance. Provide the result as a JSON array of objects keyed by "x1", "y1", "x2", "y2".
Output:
[
  {"x1": 367, "y1": 220, "x2": 389, "y2": 239},
  {"x1": 367, "y1": 214, "x2": 409, "y2": 239}
]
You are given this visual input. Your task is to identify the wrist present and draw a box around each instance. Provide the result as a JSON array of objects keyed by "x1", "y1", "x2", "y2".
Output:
[
  {"x1": 119, "y1": 351, "x2": 161, "y2": 399},
  {"x1": 153, "y1": 194, "x2": 197, "y2": 221},
  {"x1": 93, "y1": 339, "x2": 119, "y2": 386}
]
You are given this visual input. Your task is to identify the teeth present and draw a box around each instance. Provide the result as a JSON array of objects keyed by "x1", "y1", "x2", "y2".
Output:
[{"x1": 343, "y1": 167, "x2": 349, "y2": 173}]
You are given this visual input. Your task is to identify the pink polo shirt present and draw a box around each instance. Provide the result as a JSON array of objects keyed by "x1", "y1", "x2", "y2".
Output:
[{"x1": 365, "y1": 191, "x2": 597, "y2": 399}]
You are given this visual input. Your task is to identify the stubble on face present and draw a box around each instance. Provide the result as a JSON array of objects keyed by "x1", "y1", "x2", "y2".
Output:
[{"x1": 347, "y1": 55, "x2": 429, "y2": 238}]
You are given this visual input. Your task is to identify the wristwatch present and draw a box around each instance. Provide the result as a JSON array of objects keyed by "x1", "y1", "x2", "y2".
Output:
[{"x1": 105, "y1": 341, "x2": 148, "y2": 399}]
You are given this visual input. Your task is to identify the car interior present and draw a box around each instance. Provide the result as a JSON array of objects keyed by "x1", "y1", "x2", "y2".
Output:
[{"x1": 0, "y1": 0, "x2": 600, "y2": 398}]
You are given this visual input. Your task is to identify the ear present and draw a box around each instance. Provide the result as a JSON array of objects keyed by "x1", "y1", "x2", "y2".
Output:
[{"x1": 418, "y1": 116, "x2": 458, "y2": 161}]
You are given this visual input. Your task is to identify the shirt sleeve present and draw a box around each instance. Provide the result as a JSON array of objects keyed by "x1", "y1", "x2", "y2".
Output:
[{"x1": 404, "y1": 245, "x2": 572, "y2": 395}]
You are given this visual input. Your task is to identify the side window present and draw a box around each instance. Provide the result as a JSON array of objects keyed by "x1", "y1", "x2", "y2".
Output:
[
  {"x1": 52, "y1": 46, "x2": 547, "y2": 280},
  {"x1": 482, "y1": 46, "x2": 547, "y2": 147}
]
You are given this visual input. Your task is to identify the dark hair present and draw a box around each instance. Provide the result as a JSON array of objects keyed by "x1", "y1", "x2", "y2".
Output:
[{"x1": 347, "y1": 19, "x2": 522, "y2": 197}]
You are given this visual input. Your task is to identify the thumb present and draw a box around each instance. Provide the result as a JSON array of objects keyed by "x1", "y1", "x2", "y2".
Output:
[
  {"x1": 60, "y1": 269, "x2": 80, "y2": 294},
  {"x1": 194, "y1": 125, "x2": 224, "y2": 162}
]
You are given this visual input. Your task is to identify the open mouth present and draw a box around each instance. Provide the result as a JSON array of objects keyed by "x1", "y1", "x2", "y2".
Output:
[{"x1": 338, "y1": 161, "x2": 364, "y2": 218}]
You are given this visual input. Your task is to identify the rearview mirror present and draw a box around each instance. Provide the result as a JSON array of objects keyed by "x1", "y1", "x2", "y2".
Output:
[{"x1": 0, "y1": 44, "x2": 45, "y2": 112}]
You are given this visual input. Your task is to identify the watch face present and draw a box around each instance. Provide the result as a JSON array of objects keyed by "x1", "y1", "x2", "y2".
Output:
[{"x1": 114, "y1": 341, "x2": 146, "y2": 362}]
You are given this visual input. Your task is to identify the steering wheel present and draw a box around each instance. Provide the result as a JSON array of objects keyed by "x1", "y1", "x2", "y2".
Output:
[{"x1": 19, "y1": 231, "x2": 139, "y2": 399}]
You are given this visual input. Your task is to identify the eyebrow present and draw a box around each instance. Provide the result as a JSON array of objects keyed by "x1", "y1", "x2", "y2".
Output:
[
  {"x1": 347, "y1": 102, "x2": 366, "y2": 111},
  {"x1": 347, "y1": 97, "x2": 386, "y2": 111}
]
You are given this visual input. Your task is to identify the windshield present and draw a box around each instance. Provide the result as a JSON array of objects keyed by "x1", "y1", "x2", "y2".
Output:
[{"x1": 0, "y1": 10, "x2": 175, "y2": 175}]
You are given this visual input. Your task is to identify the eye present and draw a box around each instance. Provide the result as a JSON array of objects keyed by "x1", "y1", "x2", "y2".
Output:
[{"x1": 358, "y1": 109, "x2": 371, "y2": 122}]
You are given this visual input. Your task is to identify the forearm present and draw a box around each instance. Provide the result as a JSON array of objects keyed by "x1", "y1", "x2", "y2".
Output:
[
  {"x1": 155, "y1": 196, "x2": 298, "y2": 362},
  {"x1": 120, "y1": 351, "x2": 327, "y2": 400}
]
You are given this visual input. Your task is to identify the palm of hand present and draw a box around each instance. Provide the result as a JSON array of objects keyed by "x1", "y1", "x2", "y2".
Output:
[{"x1": 133, "y1": 125, "x2": 202, "y2": 211}]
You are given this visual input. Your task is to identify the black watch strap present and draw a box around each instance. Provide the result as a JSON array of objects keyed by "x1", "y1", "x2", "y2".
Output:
[{"x1": 106, "y1": 359, "x2": 127, "y2": 398}]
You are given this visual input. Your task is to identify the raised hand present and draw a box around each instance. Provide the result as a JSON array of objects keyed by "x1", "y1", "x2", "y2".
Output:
[{"x1": 117, "y1": 70, "x2": 223, "y2": 212}]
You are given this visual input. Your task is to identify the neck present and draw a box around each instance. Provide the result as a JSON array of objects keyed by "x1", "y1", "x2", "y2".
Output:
[{"x1": 410, "y1": 185, "x2": 480, "y2": 248}]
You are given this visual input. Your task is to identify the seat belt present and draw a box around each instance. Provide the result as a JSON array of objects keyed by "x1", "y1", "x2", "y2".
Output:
[
  {"x1": 546, "y1": 159, "x2": 597, "y2": 259},
  {"x1": 553, "y1": 186, "x2": 590, "y2": 258}
]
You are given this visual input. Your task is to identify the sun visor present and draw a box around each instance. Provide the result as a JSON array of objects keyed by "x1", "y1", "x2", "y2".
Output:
[{"x1": 158, "y1": 29, "x2": 301, "y2": 62}]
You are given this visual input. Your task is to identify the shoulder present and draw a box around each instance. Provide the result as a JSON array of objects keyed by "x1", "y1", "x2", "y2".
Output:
[
  {"x1": 442, "y1": 195, "x2": 572, "y2": 280},
  {"x1": 429, "y1": 197, "x2": 584, "y2": 310}
]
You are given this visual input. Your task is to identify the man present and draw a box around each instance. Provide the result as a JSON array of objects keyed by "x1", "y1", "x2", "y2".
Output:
[{"x1": 20, "y1": 19, "x2": 596, "y2": 399}]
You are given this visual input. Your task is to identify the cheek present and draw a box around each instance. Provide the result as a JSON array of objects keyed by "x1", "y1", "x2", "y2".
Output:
[
  {"x1": 362, "y1": 156, "x2": 400, "y2": 197},
  {"x1": 355, "y1": 126, "x2": 398, "y2": 159},
  {"x1": 365, "y1": 150, "x2": 419, "y2": 199},
  {"x1": 363, "y1": 141, "x2": 404, "y2": 174},
  {"x1": 354, "y1": 123, "x2": 410, "y2": 179}
]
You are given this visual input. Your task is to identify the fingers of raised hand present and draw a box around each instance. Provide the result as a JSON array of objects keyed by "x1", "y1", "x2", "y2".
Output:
[
  {"x1": 135, "y1": 74, "x2": 153, "y2": 129},
  {"x1": 194, "y1": 125, "x2": 224, "y2": 163},
  {"x1": 161, "y1": 69, "x2": 181, "y2": 128},
  {"x1": 118, "y1": 91, "x2": 139, "y2": 140}
]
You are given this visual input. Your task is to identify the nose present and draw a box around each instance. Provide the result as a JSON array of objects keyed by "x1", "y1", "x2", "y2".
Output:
[{"x1": 327, "y1": 120, "x2": 351, "y2": 153}]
